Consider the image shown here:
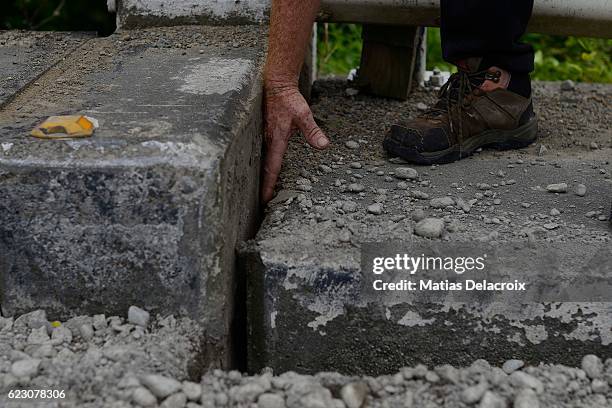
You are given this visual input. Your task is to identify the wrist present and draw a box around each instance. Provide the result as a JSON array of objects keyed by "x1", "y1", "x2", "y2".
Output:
[{"x1": 264, "y1": 75, "x2": 298, "y2": 94}]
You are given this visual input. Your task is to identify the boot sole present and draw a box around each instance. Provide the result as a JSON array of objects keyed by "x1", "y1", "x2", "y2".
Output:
[{"x1": 383, "y1": 117, "x2": 539, "y2": 165}]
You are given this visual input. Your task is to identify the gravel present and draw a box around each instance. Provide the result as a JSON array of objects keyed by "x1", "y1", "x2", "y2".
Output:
[
  {"x1": 254, "y1": 79, "x2": 610, "y2": 263},
  {"x1": 1, "y1": 308, "x2": 611, "y2": 407}
]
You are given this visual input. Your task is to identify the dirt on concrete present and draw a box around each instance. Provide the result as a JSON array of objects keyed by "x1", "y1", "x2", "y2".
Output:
[{"x1": 264, "y1": 79, "x2": 611, "y2": 247}]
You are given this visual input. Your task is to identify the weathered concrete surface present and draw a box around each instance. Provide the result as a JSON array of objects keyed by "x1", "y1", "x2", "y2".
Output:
[
  {"x1": 246, "y1": 80, "x2": 612, "y2": 375},
  {"x1": 0, "y1": 26, "x2": 266, "y2": 368},
  {"x1": 118, "y1": 0, "x2": 270, "y2": 28},
  {"x1": 0, "y1": 31, "x2": 93, "y2": 107}
]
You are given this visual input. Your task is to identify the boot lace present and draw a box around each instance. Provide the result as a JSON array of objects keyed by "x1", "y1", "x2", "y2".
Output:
[{"x1": 424, "y1": 69, "x2": 501, "y2": 146}]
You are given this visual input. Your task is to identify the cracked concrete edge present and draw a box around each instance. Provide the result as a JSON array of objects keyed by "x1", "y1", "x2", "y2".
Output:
[
  {"x1": 244, "y1": 250, "x2": 612, "y2": 375},
  {"x1": 118, "y1": 0, "x2": 270, "y2": 29}
]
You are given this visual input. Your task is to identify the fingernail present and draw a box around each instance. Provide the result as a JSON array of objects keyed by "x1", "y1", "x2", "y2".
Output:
[{"x1": 317, "y1": 137, "x2": 329, "y2": 148}]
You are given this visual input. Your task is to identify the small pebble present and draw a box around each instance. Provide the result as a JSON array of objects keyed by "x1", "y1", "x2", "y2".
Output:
[
  {"x1": 478, "y1": 391, "x2": 506, "y2": 408},
  {"x1": 367, "y1": 203, "x2": 383, "y2": 215},
  {"x1": 546, "y1": 183, "x2": 568, "y2": 193},
  {"x1": 514, "y1": 389, "x2": 539, "y2": 408},
  {"x1": 348, "y1": 183, "x2": 365, "y2": 193},
  {"x1": 141, "y1": 374, "x2": 182, "y2": 399},
  {"x1": 412, "y1": 209, "x2": 426, "y2": 222},
  {"x1": 340, "y1": 382, "x2": 369, "y2": 408},
  {"x1": 132, "y1": 387, "x2": 157, "y2": 407},
  {"x1": 11, "y1": 358, "x2": 41, "y2": 378},
  {"x1": 257, "y1": 393, "x2": 285, "y2": 408},
  {"x1": 582, "y1": 354, "x2": 603, "y2": 379},
  {"x1": 461, "y1": 380, "x2": 488, "y2": 404},
  {"x1": 414, "y1": 218, "x2": 445, "y2": 238},
  {"x1": 128, "y1": 306, "x2": 151, "y2": 328},
  {"x1": 430, "y1": 197, "x2": 455, "y2": 209},
  {"x1": 560, "y1": 79, "x2": 575, "y2": 91},
  {"x1": 394, "y1": 167, "x2": 419, "y2": 180},
  {"x1": 502, "y1": 359, "x2": 524, "y2": 374},
  {"x1": 79, "y1": 324, "x2": 94, "y2": 340},
  {"x1": 345, "y1": 141, "x2": 359, "y2": 149}
]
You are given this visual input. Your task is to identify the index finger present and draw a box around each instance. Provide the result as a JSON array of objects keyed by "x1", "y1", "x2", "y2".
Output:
[{"x1": 261, "y1": 133, "x2": 289, "y2": 203}]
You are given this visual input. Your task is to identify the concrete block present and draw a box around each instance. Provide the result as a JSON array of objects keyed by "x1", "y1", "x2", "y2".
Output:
[
  {"x1": 0, "y1": 31, "x2": 93, "y2": 107},
  {"x1": 245, "y1": 81, "x2": 612, "y2": 375},
  {"x1": 0, "y1": 26, "x2": 266, "y2": 368},
  {"x1": 118, "y1": 0, "x2": 270, "y2": 28}
]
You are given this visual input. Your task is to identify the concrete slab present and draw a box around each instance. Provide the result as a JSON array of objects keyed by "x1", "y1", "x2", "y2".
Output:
[
  {"x1": 0, "y1": 31, "x2": 93, "y2": 108},
  {"x1": 246, "y1": 80, "x2": 612, "y2": 375},
  {"x1": 0, "y1": 26, "x2": 266, "y2": 368},
  {"x1": 119, "y1": 0, "x2": 269, "y2": 28}
]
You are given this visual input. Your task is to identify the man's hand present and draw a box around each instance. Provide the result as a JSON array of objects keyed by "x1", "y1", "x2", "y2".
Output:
[{"x1": 262, "y1": 84, "x2": 329, "y2": 203}]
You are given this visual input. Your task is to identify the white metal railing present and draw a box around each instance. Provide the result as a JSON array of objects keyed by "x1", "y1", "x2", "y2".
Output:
[
  {"x1": 319, "y1": 0, "x2": 612, "y2": 38},
  {"x1": 116, "y1": 0, "x2": 612, "y2": 38}
]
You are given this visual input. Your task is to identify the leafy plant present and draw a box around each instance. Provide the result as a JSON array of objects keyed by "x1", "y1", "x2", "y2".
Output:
[
  {"x1": 317, "y1": 23, "x2": 363, "y2": 76},
  {"x1": 1, "y1": 0, "x2": 115, "y2": 36},
  {"x1": 316, "y1": 24, "x2": 612, "y2": 83}
]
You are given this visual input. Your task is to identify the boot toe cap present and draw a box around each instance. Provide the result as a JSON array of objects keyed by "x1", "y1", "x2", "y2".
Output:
[{"x1": 385, "y1": 124, "x2": 451, "y2": 153}]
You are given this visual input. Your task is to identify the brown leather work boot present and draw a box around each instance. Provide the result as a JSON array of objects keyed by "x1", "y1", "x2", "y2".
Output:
[{"x1": 383, "y1": 67, "x2": 538, "y2": 164}]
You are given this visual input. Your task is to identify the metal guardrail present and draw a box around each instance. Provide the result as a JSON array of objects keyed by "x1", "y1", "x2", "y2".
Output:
[
  {"x1": 116, "y1": 0, "x2": 612, "y2": 38},
  {"x1": 319, "y1": 0, "x2": 612, "y2": 38}
]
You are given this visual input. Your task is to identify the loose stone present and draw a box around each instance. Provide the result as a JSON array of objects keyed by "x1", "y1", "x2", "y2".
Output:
[
  {"x1": 367, "y1": 203, "x2": 383, "y2": 215},
  {"x1": 340, "y1": 382, "x2": 369, "y2": 408},
  {"x1": 128, "y1": 306, "x2": 151, "y2": 328},
  {"x1": 394, "y1": 167, "x2": 418, "y2": 180},
  {"x1": 502, "y1": 359, "x2": 524, "y2": 374},
  {"x1": 575, "y1": 184, "x2": 587, "y2": 197},
  {"x1": 11, "y1": 358, "x2": 41, "y2": 378},
  {"x1": 546, "y1": 183, "x2": 567, "y2": 193},
  {"x1": 348, "y1": 183, "x2": 365, "y2": 193},
  {"x1": 582, "y1": 354, "x2": 603, "y2": 379},
  {"x1": 414, "y1": 218, "x2": 445, "y2": 238},
  {"x1": 345, "y1": 141, "x2": 359, "y2": 149},
  {"x1": 430, "y1": 197, "x2": 455, "y2": 208},
  {"x1": 141, "y1": 374, "x2": 182, "y2": 399}
]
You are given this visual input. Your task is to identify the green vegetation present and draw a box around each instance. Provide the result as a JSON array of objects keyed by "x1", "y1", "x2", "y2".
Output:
[
  {"x1": 1, "y1": 0, "x2": 115, "y2": 36},
  {"x1": 317, "y1": 24, "x2": 612, "y2": 83},
  {"x1": 317, "y1": 23, "x2": 363, "y2": 76}
]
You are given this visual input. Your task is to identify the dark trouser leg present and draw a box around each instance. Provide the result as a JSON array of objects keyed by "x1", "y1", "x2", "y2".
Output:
[{"x1": 440, "y1": 0, "x2": 535, "y2": 74}]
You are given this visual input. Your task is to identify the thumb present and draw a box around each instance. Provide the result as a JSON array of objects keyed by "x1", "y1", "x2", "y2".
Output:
[{"x1": 295, "y1": 109, "x2": 329, "y2": 150}]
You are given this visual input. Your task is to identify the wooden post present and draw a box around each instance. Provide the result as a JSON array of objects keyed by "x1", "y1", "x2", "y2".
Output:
[{"x1": 356, "y1": 24, "x2": 423, "y2": 100}]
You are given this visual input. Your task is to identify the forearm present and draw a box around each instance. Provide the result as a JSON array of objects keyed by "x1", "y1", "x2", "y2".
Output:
[{"x1": 265, "y1": 0, "x2": 320, "y2": 90}]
